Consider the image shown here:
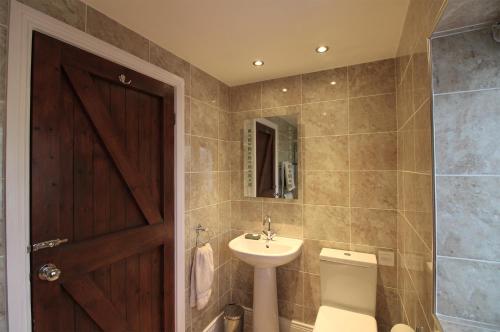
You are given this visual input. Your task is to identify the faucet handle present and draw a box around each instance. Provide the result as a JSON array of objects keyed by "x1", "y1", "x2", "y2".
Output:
[
  {"x1": 262, "y1": 229, "x2": 276, "y2": 240},
  {"x1": 263, "y1": 215, "x2": 271, "y2": 225}
]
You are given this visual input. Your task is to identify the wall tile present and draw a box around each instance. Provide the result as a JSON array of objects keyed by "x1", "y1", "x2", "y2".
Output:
[
  {"x1": 434, "y1": 90, "x2": 500, "y2": 175},
  {"x1": 412, "y1": 39, "x2": 432, "y2": 111},
  {"x1": 302, "y1": 100, "x2": 348, "y2": 137},
  {"x1": 219, "y1": 202, "x2": 231, "y2": 233},
  {"x1": 303, "y1": 273, "x2": 321, "y2": 310},
  {"x1": 185, "y1": 174, "x2": 191, "y2": 211},
  {"x1": 218, "y1": 171, "x2": 231, "y2": 203},
  {"x1": 184, "y1": 97, "x2": 191, "y2": 134},
  {"x1": 190, "y1": 172, "x2": 218, "y2": 209},
  {"x1": 230, "y1": 83, "x2": 261, "y2": 112},
  {"x1": 0, "y1": 27, "x2": 6, "y2": 101},
  {"x1": 190, "y1": 136, "x2": 218, "y2": 172},
  {"x1": 403, "y1": 173, "x2": 433, "y2": 217},
  {"x1": 397, "y1": 0, "x2": 443, "y2": 328},
  {"x1": 376, "y1": 287, "x2": 401, "y2": 328},
  {"x1": 218, "y1": 111, "x2": 231, "y2": 141},
  {"x1": 219, "y1": 261, "x2": 231, "y2": 296},
  {"x1": 397, "y1": 59, "x2": 414, "y2": 129},
  {"x1": 262, "y1": 75, "x2": 301, "y2": 108},
  {"x1": 351, "y1": 244, "x2": 397, "y2": 288},
  {"x1": 351, "y1": 208, "x2": 397, "y2": 248},
  {"x1": 230, "y1": 201, "x2": 262, "y2": 232},
  {"x1": 304, "y1": 171, "x2": 349, "y2": 206},
  {"x1": 86, "y1": 7, "x2": 149, "y2": 61},
  {"x1": 397, "y1": 171, "x2": 404, "y2": 211},
  {"x1": 278, "y1": 300, "x2": 304, "y2": 322},
  {"x1": 19, "y1": 0, "x2": 85, "y2": 30},
  {"x1": 230, "y1": 110, "x2": 260, "y2": 141},
  {"x1": 437, "y1": 257, "x2": 500, "y2": 326},
  {"x1": 303, "y1": 307, "x2": 318, "y2": 325},
  {"x1": 435, "y1": 0, "x2": 500, "y2": 32},
  {"x1": 350, "y1": 133, "x2": 397, "y2": 170},
  {"x1": 191, "y1": 66, "x2": 219, "y2": 105},
  {"x1": 432, "y1": 28, "x2": 500, "y2": 94},
  {"x1": 348, "y1": 59, "x2": 396, "y2": 98},
  {"x1": 261, "y1": 105, "x2": 300, "y2": 118},
  {"x1": 436, "y1": 176, "x2": 500, "y2": 261},
  {"x1": 229, "y1": 171, "x2": 244, "y2": 200},
  {"x1": 398, "y1": 117, "x2": 416, "y2": 172},
  {"x1": 302, "y1": 136, "x2": 348, "y2": 171},
  {"x1": 414, "y1": 100, "x2": 433, "y2": 174},
  {"x1": 262, "y1": 203, "x2": 302, "y2": 238},
  {"x1": 277, "y1": 268, "x2": 304, "y2": 305},
  {"x1": 190, "y1": 99, "x2": 219, "y2": 139},
  {"x1": 0, "y1": 0, "x2": 8, "y2": 26},
  {"x1": 302, "y1": 67, "x2": 348, "y2": 103},
  {"x1": 229, "y1": 141, "x2": 241, "y2": 172},
  {"x1": 303, "y1": 205, "x2": 350, "y2": 242},
  {"x1": 303, "y1": 239, "x2": 350, "y2": 274},
  {"x1": 439, "y1": 318, "x2": 498, "y2": 332},
  {"x1": 231, "y1": 259, "x2": 254, "y2": 294},
  {"x1": 192, "y1": 297, "x2": 219, "y2": 332},
  {"x1": 218, "y1": 140, "x2": 231, "y2": 172},
  {"x1": 185, "y1": 134, "x2": 191, "y2": 172},
  {"x1": 150, "y1": 42, "x2": 191, "y2": 96},
  {"x1": 218, "y1": 82, "x2": 230, "y2": 111},
  {"x1": 190, "y1": 205, "x2": 218, "y2": 247},
  {"x1": 349, "y1": 94, "x2": 396, "y2": 134},
  {"x1": 350, "y1": 171, "x2": 397, "y2": 209}
]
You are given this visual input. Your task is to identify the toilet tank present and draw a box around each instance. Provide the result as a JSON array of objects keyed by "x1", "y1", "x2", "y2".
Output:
[{"x1": 319, "y1": 248, "x2": 378, "y2": 316}]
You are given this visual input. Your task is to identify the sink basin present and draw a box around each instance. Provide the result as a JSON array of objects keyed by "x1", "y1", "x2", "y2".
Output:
[
  {"x1": 229, "y1": 234, "x2": 303, "y2": 268},
  {"x1": 228, "y1": 234, "x2": 303, "y2": 332}
]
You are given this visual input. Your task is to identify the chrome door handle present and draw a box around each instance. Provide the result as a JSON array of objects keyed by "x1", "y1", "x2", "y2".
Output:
[{"x1": 38, "y1": 263, "x2": 61, "y2": 282}]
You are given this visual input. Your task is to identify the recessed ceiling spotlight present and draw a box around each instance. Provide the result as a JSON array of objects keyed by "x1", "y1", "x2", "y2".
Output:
[
  {"x1": 315, "y1": 45, "x2": 329, "y2": 54},
  {"x1": 282, "y1": 88, "x2": 288, "y2": 92},
  {"x1": 253, "y1": 60, "x2": 264, "y2": 66},
  {"x1": 330, "y1": 81, "x2": 337, "y2": 85}
]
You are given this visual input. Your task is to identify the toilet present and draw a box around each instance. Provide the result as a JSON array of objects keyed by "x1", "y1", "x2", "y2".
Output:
[{"x1": 313, "y1": 248, "x2": 378, "y2": 332}]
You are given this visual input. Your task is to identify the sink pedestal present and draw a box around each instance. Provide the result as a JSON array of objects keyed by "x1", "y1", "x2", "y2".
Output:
[
  {"x1": 228, "y1": 234, "x2": 303, "y2": 332},
  {"x1": 253, "y1": 267, "x2": 279, "y2": 332}
]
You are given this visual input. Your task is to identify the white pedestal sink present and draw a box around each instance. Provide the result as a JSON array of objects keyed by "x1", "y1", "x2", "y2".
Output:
[{"x1": 229, "y1": 234, "x2": 303, "y2": 332}]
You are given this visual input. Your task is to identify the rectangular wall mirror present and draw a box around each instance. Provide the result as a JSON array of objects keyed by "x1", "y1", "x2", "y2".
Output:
[{"x1": 243, "y1": 115, "x2": 298, "y2": 199}]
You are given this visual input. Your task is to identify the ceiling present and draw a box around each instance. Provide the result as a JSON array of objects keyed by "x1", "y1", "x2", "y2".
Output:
[{"x1": 86, "y1": 0, "x2": 409, "y2": 86}]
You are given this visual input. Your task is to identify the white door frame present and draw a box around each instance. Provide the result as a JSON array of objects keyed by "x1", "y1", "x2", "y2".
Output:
[{"x1": 5, "y1": 2, "x2": 185, "y2": 331}]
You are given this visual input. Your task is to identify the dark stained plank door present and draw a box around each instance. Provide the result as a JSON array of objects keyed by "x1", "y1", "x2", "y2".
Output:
[{"x1": 30, "y1": 32, "x2": 175, "y2": 332}]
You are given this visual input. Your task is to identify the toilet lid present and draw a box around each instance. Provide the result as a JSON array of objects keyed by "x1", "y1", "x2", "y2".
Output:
[{"x1": 313, "y1": 306, "x2": 377, "y2": 332}]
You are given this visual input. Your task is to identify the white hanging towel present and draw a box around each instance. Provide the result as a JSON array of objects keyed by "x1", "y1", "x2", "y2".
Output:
[{"x1": 189, "y1": 243, "x2": 214, "y2": 310}]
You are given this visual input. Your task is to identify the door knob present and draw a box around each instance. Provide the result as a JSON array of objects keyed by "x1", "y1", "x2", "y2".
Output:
[{"x1": 38, "y1": 263, "x2": 61, "y2": 282}]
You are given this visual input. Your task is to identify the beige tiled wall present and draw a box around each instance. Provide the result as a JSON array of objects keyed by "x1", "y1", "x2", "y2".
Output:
[
  {"x1": 395, "y1": 0, "x2": 446, "y2": 332},
  {"x1": 432, "y1": 25, "x2": 500, "y2": 331},
  {"x1": 0, "y1": 0, "x2": 7, "y2": 330},
  {"x1": 228, "y1": 59, "x2": 401, "y2": 331},
  {"x1": 0, "y1": 1, "x2": 231, "y2": 331}
]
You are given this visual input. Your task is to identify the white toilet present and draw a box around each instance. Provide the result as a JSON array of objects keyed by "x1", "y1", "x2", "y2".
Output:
[{"x1": 313, "y1": 248, "x2": 378, "y2": 332}]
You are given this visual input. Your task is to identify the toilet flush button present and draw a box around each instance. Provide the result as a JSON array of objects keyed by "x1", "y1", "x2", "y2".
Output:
[{"x1": 377, "y1": 250, "x2": 394, "y2": 267}]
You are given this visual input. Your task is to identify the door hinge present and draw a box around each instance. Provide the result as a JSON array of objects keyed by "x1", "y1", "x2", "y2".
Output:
[{"x1": 28, "y1": 238, "x2": 69, "y2": 253}]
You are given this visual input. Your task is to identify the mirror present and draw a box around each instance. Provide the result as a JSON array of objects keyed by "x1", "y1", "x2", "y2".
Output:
[{"x1": 243, "y1": 115, "x2": 298, "y2": 199}]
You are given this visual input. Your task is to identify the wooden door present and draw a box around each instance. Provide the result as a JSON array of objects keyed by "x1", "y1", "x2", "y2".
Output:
[
  {"x1": 255, "y1": 122, "x2": 276, "y2": 197},
  {"x1": 30, "y1": 32, "x2": 175, "y2": 331}
]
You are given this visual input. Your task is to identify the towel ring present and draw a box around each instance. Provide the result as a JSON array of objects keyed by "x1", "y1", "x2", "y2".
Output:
[{"x1": 195, "y1": 224, "x2": 213, "y2": 248}]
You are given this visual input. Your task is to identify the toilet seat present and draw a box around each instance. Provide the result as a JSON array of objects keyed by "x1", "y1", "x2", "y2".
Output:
[{"x1": 313, "y1": 306, "x2": 377, "y2": 332}]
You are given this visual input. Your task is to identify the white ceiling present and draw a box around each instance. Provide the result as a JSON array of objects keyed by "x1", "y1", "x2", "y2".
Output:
[{"x1": 86, "y1": 0, "x2": 409, "y2": 86}]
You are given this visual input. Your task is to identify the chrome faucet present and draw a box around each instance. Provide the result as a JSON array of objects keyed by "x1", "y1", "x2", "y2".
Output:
[{"x1": 262, "y1": 215, "x2": 276, "y2": 243}]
